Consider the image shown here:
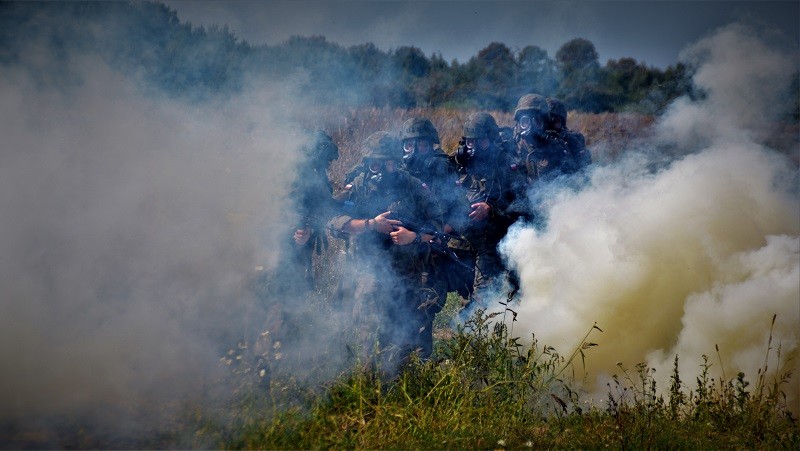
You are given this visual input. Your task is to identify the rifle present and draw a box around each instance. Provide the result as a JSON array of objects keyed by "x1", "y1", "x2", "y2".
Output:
[
  {"x1": 388, "y1": 213, "x2": 474, "y2": 272},
  {"x1": 388, "y1": 213, "x2": 467, "y2": 244}
]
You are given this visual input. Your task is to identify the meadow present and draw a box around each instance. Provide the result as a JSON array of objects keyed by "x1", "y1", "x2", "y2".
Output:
[
  {"x1": 7, "y1": 108, "x2": 794, "y2": 450},
  {"x1": 205, "y1": 108, "x2": 798, "y2": 449}
]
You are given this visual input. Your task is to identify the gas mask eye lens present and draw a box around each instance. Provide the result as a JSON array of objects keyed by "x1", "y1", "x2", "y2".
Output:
[
  {"x1": 368, "y1": 160, "x2": 382, "y2": 173},
  {"x1": 416, "y1": 139, "x2": 431, "y2": 152},
  {"x1": 519, "y1": 115, "x2": 532, "y2": 130},
  {"x1": 403, "y1": 139, "x2": 416, "y2": 152},
  {"x1": 465, "y1": 138, "x2": 476, "y2": 149}
]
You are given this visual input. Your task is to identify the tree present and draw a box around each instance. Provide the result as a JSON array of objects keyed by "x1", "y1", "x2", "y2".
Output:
[
  {"x1": 555, "y1": 38, "x2": 608, "y2": 112},
  {"x1": 422, "y1": 52, "x2": 454, "y2": 107},
  {"x1": 603, "y1": 57, "x2": 656, "y2": 110},
  {"x1": 389, "y1": 46, "x2": 433, "y2": 107},
  {"x1": 347, "y1": 43, "x2": 395, "y2": 106},
  {"x1": 392, "y1": 46, "x2": 431, "y2": 78},
  {"x1": 555, "y1": 37, "x2": 599, "y2": 74},
  {"x1": 514, "y1": 45, "x2": 558, "y2": 99},
  {"x1": 469, "y1": 42, "x2": 516, "y2": 110}
]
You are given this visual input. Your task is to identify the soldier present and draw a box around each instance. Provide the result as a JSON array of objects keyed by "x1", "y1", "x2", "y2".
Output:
[
  {"x1": 452, "y1": 113, "x2": 524, "y2": 312},
  {"x1": 400, "y1": 117, "x2": 475, "y2": 304},
  {"x1": 329, "y1": 131, "x2": 445, "y2": 367},
  {"x1": 513, "y1": 93, "x2": 575, "y2": 183},
  {"x1": 287, "y1": 130, "x2": 340, "y2": 291},
  {"x1": 498, "y1": 126, "x2": 516, "y2": 157},
  {"x1": 254, "y1": 129, "x2": 339, "y2": 383},
  {"x1": 545, "y1": 97, "x2": 592, "y2": 171}
]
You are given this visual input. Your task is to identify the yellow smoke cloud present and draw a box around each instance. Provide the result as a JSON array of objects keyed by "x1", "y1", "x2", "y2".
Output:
[
  {"x1": 501, "y1": 22, "x2": 799, "y2": 411},
  {"x1": 502, "y1": 142, "x2": 798, "y2": 408}
]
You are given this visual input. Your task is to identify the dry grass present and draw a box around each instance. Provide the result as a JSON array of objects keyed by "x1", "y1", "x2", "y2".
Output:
[
  {"x1": 307, "y1": 107, "x2": 797, "y2": 177},
  {"x1": 228, "y1": 312, "x2": 799, "y2": 450},
  {"x1": 301, "y1": 107, "x2": 662, "y2": 190}
]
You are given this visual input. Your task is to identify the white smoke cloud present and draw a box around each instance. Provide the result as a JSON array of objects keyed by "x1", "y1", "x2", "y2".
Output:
[
  {"x1": 659, "y1": 23, "x2": 797, "y2": 150},
  {"x1": 500, "y1": 23, "x2": 800, "y2": 410},
  {"x1": 0, "y1": 49, "x2": 304, "y2": 434}
]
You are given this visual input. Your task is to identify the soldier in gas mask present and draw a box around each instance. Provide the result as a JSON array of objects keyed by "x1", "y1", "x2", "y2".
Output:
[
  {"x1": 253, "y1": 129, "x2": 339, "y2": 383},
  {"x1": 452, "y1": 113, "x2": 524, "y2": 312},
  {"x1": 545, "y1": 97, "x2": 591, "y2": 172},
  {"x1": 330, "y1": 131, "x2": 445, "y2": 367},
  {"x1": 400, "y1": 117, "x2": 474, "y2": 305},
  {"x1": 287, "y1": 130, "x2": 340, "y2": 290},
  {"x1": 513, "y1": 93, "x2": 575, "y2": 183}
]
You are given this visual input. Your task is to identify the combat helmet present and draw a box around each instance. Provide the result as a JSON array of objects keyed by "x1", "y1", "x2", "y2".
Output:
[
  {"x1": 514, "y1": 93, "x2": 548, "y2": 121},
  {"x1": 310, "y1": 130, "x2": 339, "y2": 163},
  {"x1": 300, "y1": 129, "x2": 339, "y2": 165},
  {"x1": 462, "y1": 112, "x2": 500, "y2": 141},
  {"x1": 361, "y1": 131, "x2": 402, "y2": 160},
  {"x1": 401, "y1": 117, "x2": 440, "y2": 144}
]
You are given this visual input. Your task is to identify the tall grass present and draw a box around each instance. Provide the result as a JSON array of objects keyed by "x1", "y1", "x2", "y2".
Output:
[
  {"x1": 210, "y1": 310, "x2": 798, "y2": 449},
  {"x1": 205, "y1": 107, "x2": 800, "y2": 449}
]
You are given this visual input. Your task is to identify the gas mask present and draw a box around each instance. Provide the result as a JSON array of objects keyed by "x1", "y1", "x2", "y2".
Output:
[
  {"x1": 455, "y1": 136, "x2": 492, "y2": 165},
  {"x1": 402, "y1": 138, "x2": 432, "y2": 154},
  {"x1": 402, "y1": 139, "x2": 432, "y2": 172},
  {"x1": 367, "y1": 158, "x2": 399, "y2": 188},
  {"x1": 516, "y1": 113, "x2": 544, "y2": 140}
]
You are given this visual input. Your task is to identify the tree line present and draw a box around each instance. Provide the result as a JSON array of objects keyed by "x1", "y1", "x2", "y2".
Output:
[{"x1": 1, "y1": 1, "x2": 696, "y2": 113}]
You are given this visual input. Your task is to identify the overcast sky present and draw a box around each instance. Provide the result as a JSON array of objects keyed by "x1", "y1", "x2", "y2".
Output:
[{"x1": 161, "y1": 0, "x2": 799, "y2": 68}]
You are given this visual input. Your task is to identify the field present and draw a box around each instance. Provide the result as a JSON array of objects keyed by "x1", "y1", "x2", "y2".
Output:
[
  {"x1": 212, "y1": 108, "x2": 798, "y2": 449},
  {"x1": 5, "y1": 108, "x2": 796, "y2": 450},
  {"x1": 309, "y1": 108, "x2": 661, "y2": 190},
  {"x1": 223, "y1": 314, "x2": 798, "y2": 450}
]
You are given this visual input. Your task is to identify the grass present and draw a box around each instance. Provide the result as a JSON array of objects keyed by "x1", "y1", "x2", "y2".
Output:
[
  {"x1": 200, "y1": 310, "x2": 798, "y2": 450},
  {"x1": 21, "y1": 107, "x2": 791, "y2": 449},
  {"x1": 223, "y1": 106, "x2": 799, "y2": 450}
]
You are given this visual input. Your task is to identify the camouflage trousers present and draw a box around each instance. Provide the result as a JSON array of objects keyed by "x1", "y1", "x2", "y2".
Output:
[
  {"x1": 463, "y1": 231, "x2": 514, "y2": 309},
  {"x1": 339, "y1": 261, "x2": 440, "y2": 369}
]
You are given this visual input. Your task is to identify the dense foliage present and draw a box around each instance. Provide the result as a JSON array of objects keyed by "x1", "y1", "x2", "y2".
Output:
[{"x1": 0, "y1": 1, "x2": 695, "y2": 113}]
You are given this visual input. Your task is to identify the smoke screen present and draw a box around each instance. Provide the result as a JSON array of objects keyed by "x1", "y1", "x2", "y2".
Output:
[
  {"x1": 500, "y1": 23, "x2": 799, "y2": 410},
  {"x1": 0, "y1": 5, "x2": 798, "y2": 447},
  {"x1": 0, "y1": 47, "x2": 305, "y2": 442}
]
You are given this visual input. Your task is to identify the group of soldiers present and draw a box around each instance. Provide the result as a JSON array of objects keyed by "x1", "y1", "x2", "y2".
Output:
[{"x1": 269, "y1": 93, "x2": 591, "y2": 373}]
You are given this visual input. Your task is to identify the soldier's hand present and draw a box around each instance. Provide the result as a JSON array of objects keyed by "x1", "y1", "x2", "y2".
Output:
[
  {"x1": 390, "y1": 227, "x2": 417, "y2": 245},
  {"x1": 293, "y1": 227, "x2": 312, "y2": 245},
  {"x1": 469, "y1": 202, "x2": 491, "y2": 222},
  {"x1": 373, "y1": 211, "x2": 401, "y2": 234}
]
